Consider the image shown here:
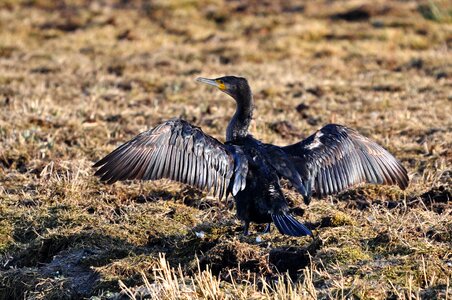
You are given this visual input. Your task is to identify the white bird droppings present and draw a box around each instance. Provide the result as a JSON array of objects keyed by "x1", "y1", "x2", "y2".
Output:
[{"x1": 195, "y1": 231, "x2": 205, "y2": 238}]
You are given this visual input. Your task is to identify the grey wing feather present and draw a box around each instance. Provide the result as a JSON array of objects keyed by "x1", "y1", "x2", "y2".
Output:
[
  {"x1": 93, "y1": 119, "x2": 242, "y2": 199},
  {"x1": 281, "y1": 124, "x2": 409, "y2": 198}
]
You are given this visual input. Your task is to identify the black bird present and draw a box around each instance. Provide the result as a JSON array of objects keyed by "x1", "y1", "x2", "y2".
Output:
[{"x1": 93, "y1": 76, "x2": 409, "y2": 237}]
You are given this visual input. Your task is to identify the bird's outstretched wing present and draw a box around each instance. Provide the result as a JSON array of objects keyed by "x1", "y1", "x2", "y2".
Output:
[
  {"x1": 93, "y1": 119, "x2": 247, "y2": 200},
  {"x1": 281, "y1": 124, "x2": 409, "y2": 199}
]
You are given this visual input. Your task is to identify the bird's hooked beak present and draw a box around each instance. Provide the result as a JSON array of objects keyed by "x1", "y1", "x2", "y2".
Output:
[{"x1": 196, "y1": 77, "x2": 226, "y2": 91}]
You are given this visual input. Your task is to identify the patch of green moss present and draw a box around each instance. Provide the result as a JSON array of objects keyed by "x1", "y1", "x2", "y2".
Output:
[
  {"x1": 381, "y1": 263, "x2": 416, "y2": 285},
  {"x1": 320, "y1": 245, "x2": 371, "y2": 265},
  {"x1": 330, "y1": 211, "x2": 356, "y2": 227},
  {"x1": 338, "y1": 245, "x2": 371, "y2": 264},
  {"x1": 0, "y1": 219, "x2": 13, "y2": 253},
  {"x1": 171, "y1": 204, "x2": 199, "y2": 226}
]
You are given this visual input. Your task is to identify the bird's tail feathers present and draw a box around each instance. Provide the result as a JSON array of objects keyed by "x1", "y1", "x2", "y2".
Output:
[{"x1": 272, "y1": 213, "x2": 312, "y2": 237}]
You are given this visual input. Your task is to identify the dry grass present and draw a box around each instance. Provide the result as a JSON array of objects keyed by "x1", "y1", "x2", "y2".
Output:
[
  {"x1": 119, "y1": 253, "x2": 319, "y2": 300},
  {"x1": 0, "y1": 0, "x2": 451, "y2": 299}
]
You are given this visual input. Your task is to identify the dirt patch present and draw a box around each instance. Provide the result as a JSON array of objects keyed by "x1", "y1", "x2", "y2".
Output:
[
  {"x1": 407, "y1": 185, "x2": 451, "y2": 214},
  {"x1": 1, "y1": 248, "x2": 100, "y2": 299},
  {"x1": 199, "y1": 240, "x2": 262, "y2": 276},
  {"x1": 269, "y1": 238, "x2": 321, "y2": 278},
  {"x1": 330, "y1": 3, "x2": 406, "y2": 22}
]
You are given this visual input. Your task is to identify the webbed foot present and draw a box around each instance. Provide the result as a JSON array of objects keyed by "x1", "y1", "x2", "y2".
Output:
[{"x1": 243, "y1": 221, "x2": 250, "y2": 236}]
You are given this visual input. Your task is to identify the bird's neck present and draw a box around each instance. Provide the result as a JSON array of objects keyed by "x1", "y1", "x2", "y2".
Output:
[{"x1": 226, "y1": 90, "x2": 253, "y2": 142}]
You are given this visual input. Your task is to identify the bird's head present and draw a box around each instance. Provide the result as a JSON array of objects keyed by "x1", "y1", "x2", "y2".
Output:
[{"x1": 196, "y1": 76, "x2": 251, "y2": 102}]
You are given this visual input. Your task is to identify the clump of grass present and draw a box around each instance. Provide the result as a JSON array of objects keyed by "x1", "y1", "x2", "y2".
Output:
[
  {"x1": 119, "y1": 253, "x2": 318, "y2": 300},
  {"x1": 418, "y1": 0, "x2": 452, "y2": 23}
]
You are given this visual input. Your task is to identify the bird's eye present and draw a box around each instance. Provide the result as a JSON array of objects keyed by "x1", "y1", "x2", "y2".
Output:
[{"x1": 215, "y1": 79, "x2": 226, "y2": 90}]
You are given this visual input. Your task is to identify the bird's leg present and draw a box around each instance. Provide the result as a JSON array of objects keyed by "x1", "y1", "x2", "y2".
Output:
[
  {"x1": 263, "y1": 223, "x2": 271, "y2": 234},
  {"x1": 243, "y1": 221, "x2": 250, "y2": 236},
  {"x1": 303, "y1": 180, "x2": 312, "y2": 205}
]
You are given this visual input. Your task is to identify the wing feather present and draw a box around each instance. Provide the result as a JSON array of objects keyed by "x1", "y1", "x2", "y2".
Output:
[
  {"x1": 281, "y1": 124, "x2": 409, "y2": 197},
  {"x1": 334, "y1": 164, "x2": 344, "y2": 192},
  {"x1": 93, "y1": 119, "x2": 243, "y2": 199}
]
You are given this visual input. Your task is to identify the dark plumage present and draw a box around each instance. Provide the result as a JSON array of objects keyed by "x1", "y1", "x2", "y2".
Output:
[{"x1": 94, "y1": 76, "x2": 409, "y2": 237}]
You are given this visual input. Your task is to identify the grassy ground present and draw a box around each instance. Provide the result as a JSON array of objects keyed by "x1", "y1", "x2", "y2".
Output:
[{"x1": 0, "y1": 0, "x2": 451, "y2": 299}]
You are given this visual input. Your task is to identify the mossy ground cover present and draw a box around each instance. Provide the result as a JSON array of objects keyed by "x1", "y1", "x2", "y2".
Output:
[{"x1": 0, "y1": 0, "x2": 451, "y2": 299}]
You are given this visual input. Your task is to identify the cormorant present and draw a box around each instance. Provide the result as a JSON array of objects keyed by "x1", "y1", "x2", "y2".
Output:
[{"x1": 94, "y1": 76, "x2": 409, "y2": 237}]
